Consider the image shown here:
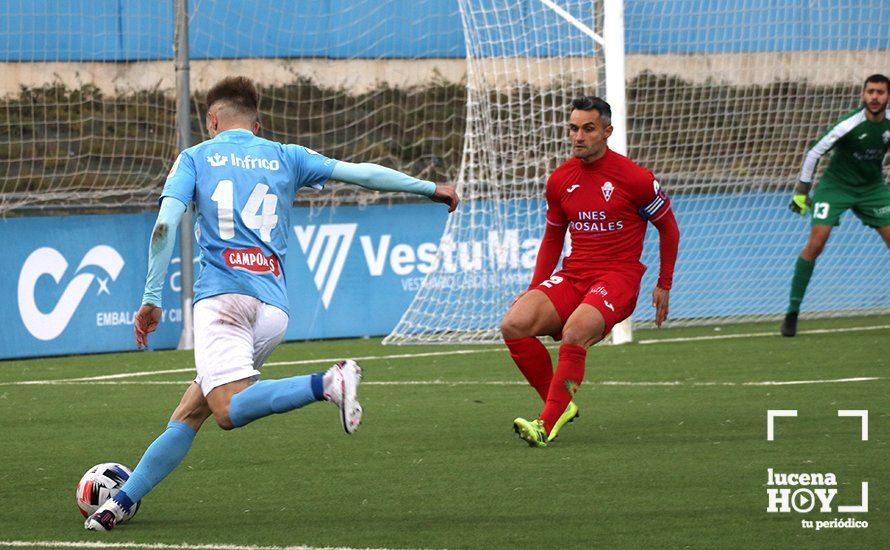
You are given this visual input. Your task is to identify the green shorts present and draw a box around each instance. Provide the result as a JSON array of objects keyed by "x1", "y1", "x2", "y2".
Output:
[{"x1": 810, "y1": 184, "x2": 890, "y2": 228}]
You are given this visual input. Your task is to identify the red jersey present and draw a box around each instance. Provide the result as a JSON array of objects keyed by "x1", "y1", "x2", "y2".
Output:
[{"x1": 545, "y1": 148, "x2": 670, "y2": 275}]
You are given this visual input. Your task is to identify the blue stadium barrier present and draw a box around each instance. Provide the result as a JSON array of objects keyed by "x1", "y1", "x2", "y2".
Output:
[
  {"x1": 0, "y1": 204, "x2": 448, "y2": 359},
  {"x1": 1, "y1": 194, "x2": 886, "y2": 359},
  {"x1": 3, "y1": 0, "x2": 887, "y2": 61}
]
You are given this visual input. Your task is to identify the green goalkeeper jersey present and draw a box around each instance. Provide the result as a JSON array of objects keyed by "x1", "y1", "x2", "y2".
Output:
[{"x1": 799, "y1": 108, "x2": 890, "y2": 191}]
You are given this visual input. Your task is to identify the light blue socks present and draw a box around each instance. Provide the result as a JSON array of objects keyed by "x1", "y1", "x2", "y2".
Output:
[
  {"x1": 113, "y1": 421, "x2": 196, "y2": 511},
  {"x1": 228, "y1": 372, "x2": 325, "y2": 427},
  {"x1": 112, "y1": 373, "x2": 325, "y2": 512}
]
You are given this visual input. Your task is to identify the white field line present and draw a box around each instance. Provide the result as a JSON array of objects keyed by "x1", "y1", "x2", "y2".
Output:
[
  {"x1": 4, "y1": 349, "x2": 505, "y2": 386},
  {"x1": 265, "y1": 348, "x2": 504, "y2": 367},
  {"x1": 0, "y1": 541, "x2": 382, "y2": 550},
  {"x1": 2, "y1": 323, "x2": 885, "y2": 388},
  {"x1": 600, "y1": 376, "x2": 882, "y2": 387},
  {"x1": 637, "y1": 324, "x2": 890, "y2": 344},
  {"x1": 6, "y1": 377, "x2": 882, "y2": 388}
]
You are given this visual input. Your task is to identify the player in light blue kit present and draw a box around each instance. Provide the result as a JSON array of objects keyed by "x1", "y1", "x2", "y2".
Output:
[{"x1": 85, "y1": 76, "x2": 459, "y2": 531}]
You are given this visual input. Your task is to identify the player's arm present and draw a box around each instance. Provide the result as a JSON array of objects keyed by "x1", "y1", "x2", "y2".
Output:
[
  {"x1": 638, "y1": 178, "x2": 679, "y2": 327},
  {"x1": 525, "y1": 221, "x2": 566, "y2": 293},
  {"x1": 509, "y1": 222, "x2": 565, "y2": 307},
  {"x1": 527, "y1": 178, "x2": 567, "y2": 289},
  {"x1": 135, "y1": 152, "x2": 196, "y2": 349},
  {"x1": 330, "y1": 161, "x2": 459, "y2": 212},
  {"x1": 791, "y1": 122, "x2": 844, "y2": 215},
  {"x1": 650, "y1": 207, "x2": 679, "y2": 327},
  {"x1": 135, "y1": 197, "x2": 186, "y2": 349}
]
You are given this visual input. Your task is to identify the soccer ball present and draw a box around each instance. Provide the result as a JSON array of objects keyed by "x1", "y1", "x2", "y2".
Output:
[{"x1": 75, "y1": 462, "x2": 140, "y2": 522}]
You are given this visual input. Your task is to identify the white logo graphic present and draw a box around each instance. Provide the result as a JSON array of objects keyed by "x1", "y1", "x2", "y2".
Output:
[
  {"x1": 858, "y1": 132, "x2": 868, "y2": 140},
  {"x1": 765, "y1": 409, "x2": 870, "y2": 530},
  {"x1": 294, "y1": 224, "x2": 357, "y2": 308},
  {"x1": 765, "y1": 467, "x2": 868, "y2": 515},
  {"x1": 601, "y1": 181, "x2": 614, "y2": 201},
  {"x1": 18, "y1": 246, "x2": 125, "y2": 341},
  {"x1": 206, "y1": 152, "x2": 228, "y2": 167},
  {"x1": 208, "y1": 153, "x2": 281, "y2": 171},
  {"x1": 567, "y1": 184, "x2": 580, "y2": 193},
  {"x1": 882, "y1": 130, "x2": 890, "y2": 144},
  {"x1": 167, "y1": 154, "x2": 183, "y2": 178},
  {"x1": 291, "y1": 225, "x2": 542, "y2": 306},
  {"x1": 603, "y1": 299, "x2": 615, "y2": 311}
]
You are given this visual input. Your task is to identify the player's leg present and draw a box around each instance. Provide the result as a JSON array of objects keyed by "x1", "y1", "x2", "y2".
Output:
[
  {"x1": 782, "y1": 188, "x2": 846, "y2": 336},
  {"x1": 507, "y1": 276, "x2": 583, "y2": 446},
  {"x1": 544, "y1": 275, "x2": 638, "y2": 438},
  {"x1": 201, "y1": 296, "x2": 361, "y2": 433},
  {"x1": 513, "y1": 304, "x2": 602, "y2": 448},
  {"x1": 85, "y1": 384, "x2": 212, "y2": 530},
  {"x1": 782, "y1": 224, "x2": 833, "y2": 336},
  {"x1": 253, "y1": 303, "x2": 362, "y2": 433},
  {"x1": 501, "y1": 287, "x2": 564, "y2": 400},
  {"x1": 514, "y1": 273, "x2": 639, "y2": 447},
  {"x1": 799, "y1": 224, "x2": 833, "y2": 262},
  {"x1": 537, "y1": 304, "x2": 605, "y2": 436},
  {"x1": 194, "y1": 295, "x2": 321, "y2": 430}
]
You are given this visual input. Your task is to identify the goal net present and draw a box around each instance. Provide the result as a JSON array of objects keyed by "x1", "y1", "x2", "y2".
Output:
[
  {"x1": 0, "y1": 0, "x2": 467, "y2": 214},
  {"x1": 385, "y1": 0, "x2": 890, "y2": 345},
  {"x1": 385, "y1": 0, "x2": 607, "y2": 344},
  {"x1": 3, "y1": 1, "x2": 887, "y2": 340},
  {"x1": 0, "y1": 1, "x2": 175, "y2": 213}
]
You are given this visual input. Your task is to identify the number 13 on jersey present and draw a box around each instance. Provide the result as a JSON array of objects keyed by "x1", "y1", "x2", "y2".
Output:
[{"x1": 210, "y1": 180, "x2": 279, "y2": 242}]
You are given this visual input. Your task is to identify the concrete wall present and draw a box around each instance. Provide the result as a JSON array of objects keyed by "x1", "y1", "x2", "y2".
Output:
[{"x1": 3, "y1": 49, "x2": 887, "y2": 99}]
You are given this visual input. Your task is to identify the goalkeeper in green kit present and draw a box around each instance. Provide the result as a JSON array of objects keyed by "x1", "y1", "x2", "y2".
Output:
[{"x1": 782, "y1": 74, "x2": 890, "y2": 336}]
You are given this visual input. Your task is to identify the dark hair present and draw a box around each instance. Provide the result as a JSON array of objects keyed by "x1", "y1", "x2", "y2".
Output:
[
  {"x1": 863, "y1": 74, "x2": 889, "y2": 90},
  {"x1": 571, "y1": 96, "x2": 612, "y2": 125},
  {"x1": 206, "y1": 76, "x2": 259, "y2": 117}
]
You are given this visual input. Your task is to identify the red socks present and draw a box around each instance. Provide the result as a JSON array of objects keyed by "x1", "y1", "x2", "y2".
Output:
[
  {"x1": 505, "y1": 339, "x2": 588, "y2": 435},
  {"x1": 540, "y1": 344, "x2": 587, "y2": 433},
  {"x1": 504, "y1": 337, "x2": 553, "y2": 401}
]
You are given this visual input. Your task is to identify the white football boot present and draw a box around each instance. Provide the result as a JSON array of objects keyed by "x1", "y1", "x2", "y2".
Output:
[
  {"x1": 84, "y1": 498, "x2": 126, "y2": 531},
  {"x1": 324, "y1": 360, "x2": 363, "y2": 434}
]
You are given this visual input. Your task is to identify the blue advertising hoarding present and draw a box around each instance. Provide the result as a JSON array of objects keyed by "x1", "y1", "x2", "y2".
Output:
[
  {"x1": 0, "y1": 204, "x2": 448, "y2": 359},
  {"x1": 284, "y1": 204, "x2": 449, "y2": 339},
  {"x1": 1, "y1": 194, "x2": 887, "y2": 360},
  {"x1": 0, "y1": 213, "x2": 187, "y2": 358}
]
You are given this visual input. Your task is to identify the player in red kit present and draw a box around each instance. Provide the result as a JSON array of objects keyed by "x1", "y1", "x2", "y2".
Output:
[{"x1": 501, "y1": 96, "x2": 680, "y2": 447}]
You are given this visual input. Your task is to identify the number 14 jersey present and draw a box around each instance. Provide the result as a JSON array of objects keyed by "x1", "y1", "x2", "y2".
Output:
[{"x1": 161, "y1": 129, "x2": 336, "y2": 314}]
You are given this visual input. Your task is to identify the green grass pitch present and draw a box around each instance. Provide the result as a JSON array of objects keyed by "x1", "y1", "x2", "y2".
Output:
[{"x1": 0, "y1": 316, "x2": 887, "y2": 549}]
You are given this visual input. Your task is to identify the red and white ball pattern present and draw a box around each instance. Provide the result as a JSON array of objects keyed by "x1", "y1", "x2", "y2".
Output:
[{"x1": 75, "y1": 462, "x2": 140, "y2": 522}]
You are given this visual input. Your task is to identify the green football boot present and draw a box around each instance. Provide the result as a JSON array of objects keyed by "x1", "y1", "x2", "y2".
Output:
[
  {"x1": 547, "y1": 401, "x2": 580, "y2": 442},
  {"x1": 513, "y1": 417, "x2": 548, "y2": 448}
]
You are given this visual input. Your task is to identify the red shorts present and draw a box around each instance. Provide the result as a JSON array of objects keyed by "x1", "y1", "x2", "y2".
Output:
[{"x1": 534, "y1": 269, "x2": 643, "y2": 337}]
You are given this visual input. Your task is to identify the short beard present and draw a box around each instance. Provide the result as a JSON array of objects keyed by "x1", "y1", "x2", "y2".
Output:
[
  {"x1": 573, "y1": 147, "x2": 595, "y2": 160},
  {"x1": 865, "y1": 102, "x2": 888, "y2": 116}
]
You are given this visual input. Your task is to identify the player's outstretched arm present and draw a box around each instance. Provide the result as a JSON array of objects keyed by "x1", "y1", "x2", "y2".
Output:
[
  {"x1": 135, "y1": 197, "x2": 187, "y2": 349},
  {"x1": 650, "y1": 208, "x2": 680, "y2": 327},
  {"x1": 330, "y1": 161, "x2": 459, "y2": 212}
]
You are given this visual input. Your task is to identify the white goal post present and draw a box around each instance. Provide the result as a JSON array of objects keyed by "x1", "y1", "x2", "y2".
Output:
[
  {"x1": 544, "y1": 0, "x2": 633, "y2": 344},
  {"x1": 385, "y1": 0, "x2": 621, "y2": 345},
  {"x1": 384, "y1": 0, "x2": 890, "y2": 346}
]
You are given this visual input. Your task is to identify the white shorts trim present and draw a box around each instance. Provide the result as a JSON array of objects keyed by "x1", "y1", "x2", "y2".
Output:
[{"x1": 192, "y1": 294, "x2": 288, "y2": 396}]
